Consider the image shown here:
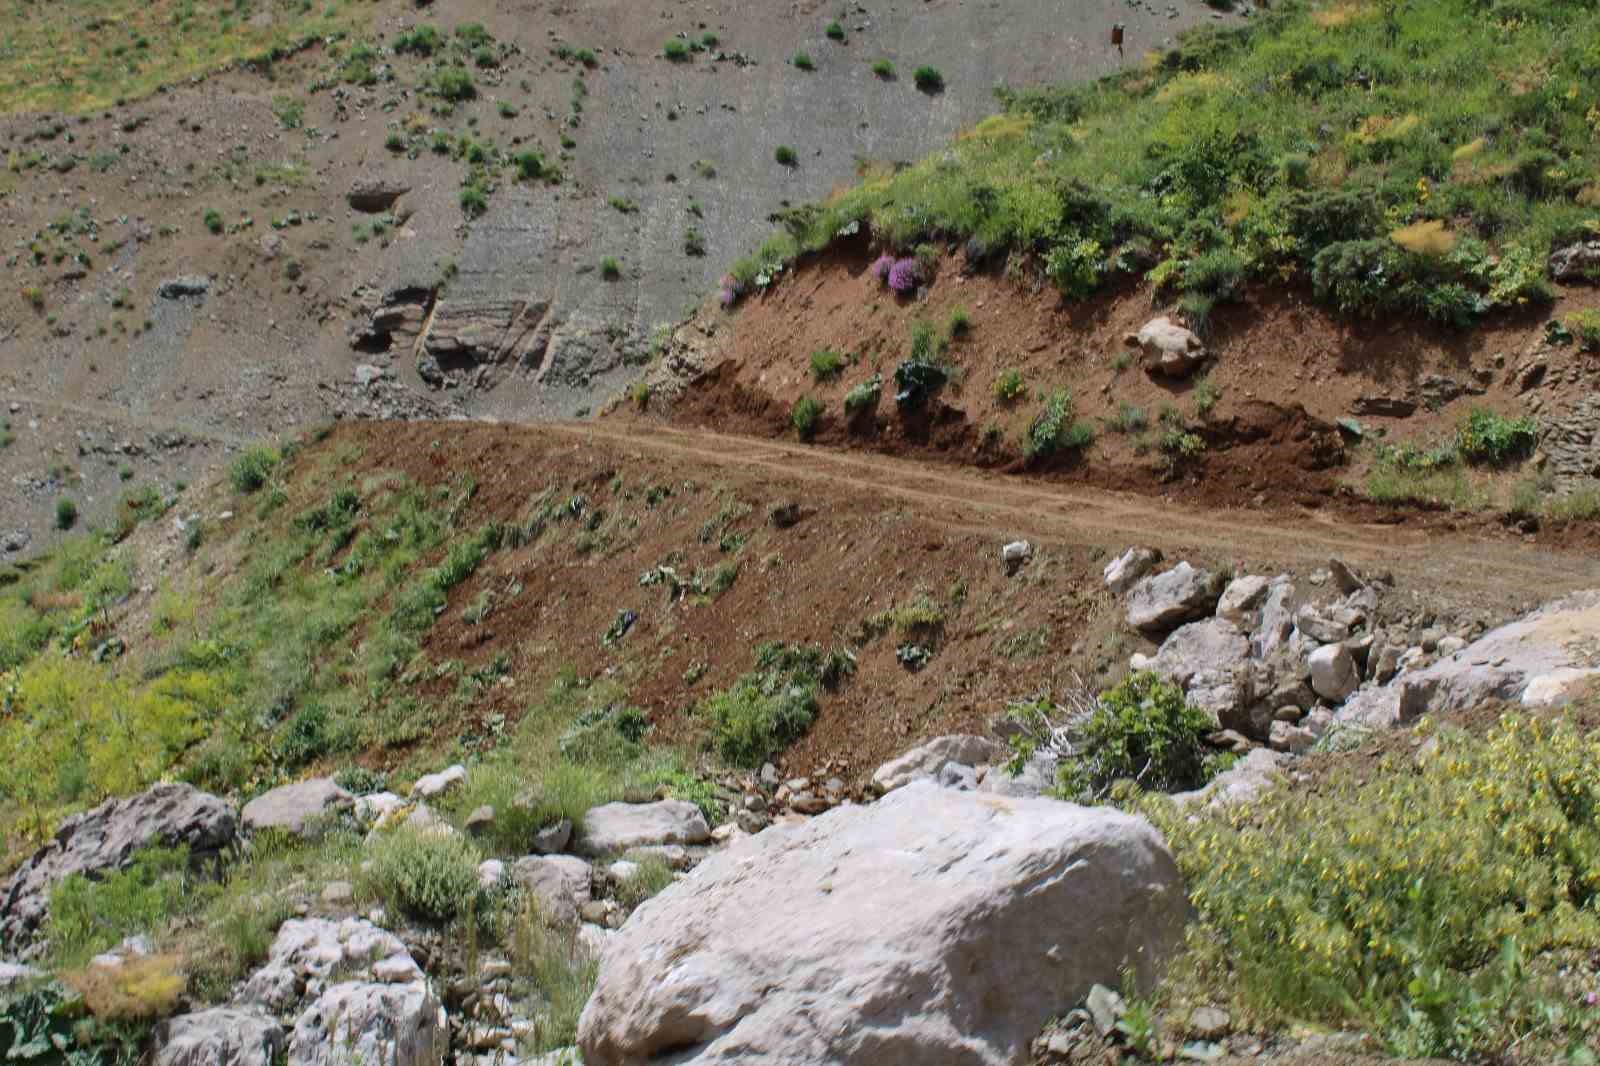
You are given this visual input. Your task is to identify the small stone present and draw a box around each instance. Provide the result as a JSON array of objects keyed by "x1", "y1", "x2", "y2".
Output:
[
  {"x1": 410, "y1": 765, "x2": 467, "y2": 800},
  {"x1": 464, "y1": 806, "x2": 496, "y2": 835},
  {"x1": 320, "y1": 881, "x2": 354, "y2": 906},
  {"x1": 532, "y1": 819, "x2": 573, "y2": 854},
  {"x1": 1085, "y1": 984, "x2": 1125, "y2": 1037},
  {"x1": 1188, "y1": 1006, "x2": 1230, "y2": 1040}
]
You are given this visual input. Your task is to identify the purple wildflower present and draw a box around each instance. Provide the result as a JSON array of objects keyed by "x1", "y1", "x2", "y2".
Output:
[
  {"x1": 887, "y1": 257, "x2": 920, "y2": 294},
  {"x1": 870, "y1": 253, "x2": 895, "y2": 283}
]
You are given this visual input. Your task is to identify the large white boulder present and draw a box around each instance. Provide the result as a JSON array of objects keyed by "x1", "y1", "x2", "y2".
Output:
[
  {"x1": 511, "y1": 855, "x2": 594, "y2": 926},
  {"x1": 1125, "y1": 316, "x2": 1206, "y2": 377},
  {"x1": 1308, "y1": 643, "x2": 1360, "y2": 702},
  {"x1": 1103, "y1": 546, "x2": 1161, "y2": 596},
  {"x1": 577, "y1": 781, "x2": 1187, "y2": 1066},
  {"x1": 155, "y1": 1008, "x2": 285, "y2": 1066},
  {"x1": 870, "y1": 734, "x2": 1007, "y2": 793},
  {"x1": 1125, "y1": 563, "x2": 1224, "y2": 634},
  {"x1": 578, "y1": 800, "x2": 710, "y2": 856}
]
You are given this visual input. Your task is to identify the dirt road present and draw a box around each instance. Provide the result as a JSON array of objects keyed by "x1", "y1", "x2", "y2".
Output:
[{"x1": 539, "y1": 421, "x2": 1600, "y2": 612}]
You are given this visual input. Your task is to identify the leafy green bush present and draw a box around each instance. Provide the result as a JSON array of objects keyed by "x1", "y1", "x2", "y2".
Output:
[
  {"x1": 228, "y1": 447, "x2": 278, "y2": 494},
  {"x1": 460, "y1": 182, "x2": 489, "y2": 218},
  {"x1": 366, "y1": 827, "x2": 489, "y2": 925},
  {"x1": 992, "y1": 368, "x2": 1027, "y2": 404},
  {"x1": 775, "y1": 145, "x2": 798, "y2": 166},
  {"x1": 1058, "y1": 672, "x2": 1214, "y2": 803},
  {"x1": 514, "y1": 150, "x2": 546, "y2": 181},
  {"x1": 1456, "y1": 408, "x2": 1537, "y2": 466},
  {"x1": 663, "y1": 38, "x2": 690, "y2": 62},
  {"x1": 791, "y1": 396, "x2": 823, "y2": 440},
  {"x1": 946, "y1": 306, "x2": 971, "y2": 336},
  {"x1": 809, "y1": 348, "x2": 845, "y2": 380},
  {"x1": 702, "y1": 644, "x2": 828, "y2": 767},
  {"x1": 394, "y1": 24, "x2": 440, "y2": 55},
  {"x1": 871, "y1": 58, "x2": 895, "y2": 78},
  {"x1": 202, "y1": 208, "x2": 223, "y2": 234},
  {"x1": 1045, "y1": 238, "x2": 1105, "y2": 298},
  {"x1": 1146, "y1": 714, "x2": 1600, "y2": 1059},
  {"x1": 825, "y1": 21, "x2": 846, "y2": 41},
  {"x1": 1025, "y1": 390, "x2": 1093, "y2": 460},
  {"x1": 600, "y1": 256, "x2": 621, "y2": 280},
  {"x1": 913, "y1": 65, "x2": 943, "y2": 92},
  {"x1": 53, "y1": 498, "x2": 77, "y2": 531},
  {"x1": 843, "y1": 375, "x2": 881, "y2": 418},
  {"x1": 791, "y1": 51, "x2": 815, "y2": 71}
]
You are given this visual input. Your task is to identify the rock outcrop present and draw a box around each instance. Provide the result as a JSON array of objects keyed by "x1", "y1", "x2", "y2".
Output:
[
  {"x1": 577, "y1": 800, "x2": 710, "y2": 857},
  {"x1": 1125, "y1": 562, "x2": 1225, "y2": 634},
  {"x1": 241, "y1": 779, "x2": 353, "y2": 838},
  {"x1": 577, "y1": 781, "x2": 1187, "y2": 1065},
  {"x1": 155, "y1": 1008, "x2": 286, "y2": 1066},
  {"x1": 1125, "y1": 317, "x2": 1207, "y2": 377},
  {"x1": 870, "y1": 734, "x2": 1008, "y2": 793},
  {"x1": 1, "y1": 783, "x2": 236, "y2": 947}
]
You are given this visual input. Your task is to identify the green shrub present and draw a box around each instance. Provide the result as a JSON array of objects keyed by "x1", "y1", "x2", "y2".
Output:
[
  {"x1": 809, "y1": 348, "x2": 845, "y2": 380},
  {"x1": 792, "y1": 51, "x2": 815, "y2": 71},
  {"x1": 509, "y1": 897, "x2": 599, "y2": 1050},
  {"x1": 775, "y1": 145, "x2": 798, "y2": 166},
  {"x1": 1045, "y1": 238, "x2": 1104, "y2": 299},
  {"x1": 663, "y1": 38, "x2": 690, "y2": 62},
  {"x1": 53, "y1": 497, "x2": 77, "y2": 531},
  {"x1": 433, "y1": 67, "x2": 475, "y2": 101},
  {"x1": 699, "y1": 32, "x2": 718, "y2": 49},
  {"x1": 843, "y1": 375, "x2": 881, "y2": 417},
  {"x1": 202, "y1": 208, "x2": 223, "y2": 234},
  {"x1": 394, "y1": 24, "x2": 441, "y2": 55},
  {"x1": 458, "y1": 183, "x2": 489, "y2": 218},
  {"x1": 1191, "y1": 374, "x2": 1220, "y2": 418},
  {"x1": 946, "y1": 306, "x2": 971, "y2": 336},
  {"x1": 825, "y1": 21, "x2": 846, "y2": 41},
  {"x1": 791, "y1": 396, "x2": 823, "y2": 440},
  {"x1": 1145, "y1": 714, "x2": 1600, "y2": 1059},
  {"x1": 1025, "y1": 390, "x2": 1093, "y2": 460},
  {"x1": 702, "y1": 643, "x2": 828, "y2": 767},
  {"x1": 514, "y1": 150, "x2": 546, "y2": 181},
  {"x1": 1057, "y1": 672, "x2": 1214, "y2": 803},
  {"x1": 1456, "y1": 408, "x2": 1537, "y2": 466},
  {"x1": 1110, "y1": 402, "x2": 1148, "y2": 433},
  {"x1": 1569, "y1": 310, "x2": 1600, "y2": 352},
  {"x1": 384, "y1": 130, "x2": 406, "y2": 152},
  {"x1": 871, "y1": 58, "x2": 895, "y2": 78},
  {"x1": 913, "y1": 65, "x2": 943, "y2": 92},
  {"x1": 366, "y1": 827, "x2": 488, "y2": 925},
  {"x1": 599, "y1": 256, "x2": 621, "y2": 280},
  {"x1": 228, "y1": 447, "x2": 278, "y2": 494},
  {"x1": 992, "y1": 368, "x2": 1026, "y2": 404}
]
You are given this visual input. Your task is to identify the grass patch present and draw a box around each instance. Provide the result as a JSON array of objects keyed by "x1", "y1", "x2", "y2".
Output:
[
  {"x1": 871, "y1": 58, "x2": 895, "y2": 79},
  {"x1": 792, "y1": 51, "x2": 815, "y2": 71},
  {"x1": 228, "y1": 447, "x2": 278, "y2": 494},
  {"x1": 913, "y1": 65, "x2": 944, "y2": 92},
  {"x1": 809, "y1": 348, "x2": 846, "y2": 381},
  {"x1": 1024, "y1": 389, "x2": 1094, "y2": 460},
  {"x1": 1456, "y1": 407, "x2": 1537, "y2": 466},
  {"x1": 663, "y1": 38, "x2": 690, "y2": 62},
  {"x1": 992, "y1": 368, "x2": 1027, "y2": 404},
  {"x1": 600, "y1": 256, "x2": 622, "y2": 280},
  {"x1": 0, "y1": 0, "x2": 372, "y2": 114},
  {"x1": 775, "y1": 145, "x2": 798, "y2": 167},
  {"x1": 364, "y1": 827, "x2": 488, "y2": 926},
  {"x1": 724, "y1": 0, "x2": 1594, "y2": 326}
]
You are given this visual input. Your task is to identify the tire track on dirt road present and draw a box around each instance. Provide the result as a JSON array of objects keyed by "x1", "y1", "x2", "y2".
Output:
[{"x1": 539, "y1": 421, "x2": 1600, "y2": 607}]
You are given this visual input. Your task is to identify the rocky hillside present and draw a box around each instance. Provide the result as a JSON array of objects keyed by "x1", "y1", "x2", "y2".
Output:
[{"x1": 0, "y1": 0, "x2": 1234, "y2": 551}]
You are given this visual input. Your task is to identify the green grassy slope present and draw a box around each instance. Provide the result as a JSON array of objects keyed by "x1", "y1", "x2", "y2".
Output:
[{"x1": 731, "y1": 0, "x2": 1600, "y2": 330}]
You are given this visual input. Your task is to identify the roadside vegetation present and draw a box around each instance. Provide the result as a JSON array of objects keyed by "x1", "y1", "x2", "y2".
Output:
[{"x1": 725, "y1": 0, "x2": 1599, "y2": 327}]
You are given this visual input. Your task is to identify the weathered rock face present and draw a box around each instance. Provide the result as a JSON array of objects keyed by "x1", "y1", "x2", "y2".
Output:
[
  {"x1": 1, "y1": 783, "x2": 236, "y2": 948},
  {"x1": 1126, "y1": 563, "x2": 1224, "y2": 634},
  {"x1": 1216, "y1": 575, "x2": 1270, "y2": 627},
  {"x1": 577, "y1": 781, "x2": 1187, "y2": 1066},
  {"x1": 1549, "y1": 239, "x2": 1600, "y2": 282},
  {"x1": 577, "y1": 800, "x2": 710, "y2": 857},
  {"x1": 419, "y1": 298, "x2": 550, "y2": 372},
  {"x1": 155, "y1": 1008, "x2": 285, "y2": 1066},
  {"x1": 1542, "y1": 394, "x2": 1600, "y2": 490},
  {"x1": 1125, "y1": 317, "x2": 1206, "y2": 377},
  {"x1": 241, "y1": 779, "x2": 353, "y2": 838},
  {"x1": 511, "y1": 855, "x2": 594, "y2": 927},
  {"x1": 871, "y1": 734, "x2": 1007, "y2": 793},
  {"x1": 288, "y1": 981, "x2": 442, "y2": 1066},
  {"x1": 237, "y1": 918, "x2": 423, "y2": 1014},
  {"x1": 1396, "y1": 590, "x2": 1600, "y2": 719}
]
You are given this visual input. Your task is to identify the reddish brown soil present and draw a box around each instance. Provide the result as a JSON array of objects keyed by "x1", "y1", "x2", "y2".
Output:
[
  {"x1": 647, "y1": 241, "x2": 1600, "y2": 518},
  {"x1": 298, "y1": 419, "x2": 1600, "y2": 785}
]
